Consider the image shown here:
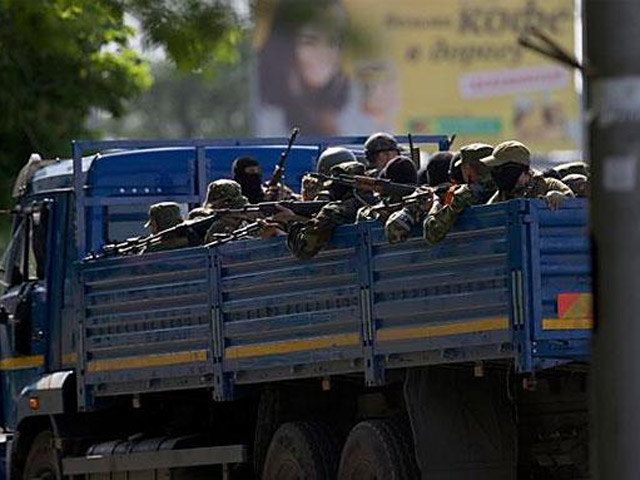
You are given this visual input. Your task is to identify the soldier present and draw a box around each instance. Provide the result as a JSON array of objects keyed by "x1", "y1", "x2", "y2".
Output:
[
  {"x1": 426, "y1": 151, "x2": 454, "y2": 188},
  {"x1": 145, "y1": 202, "x2": 183, "y2": 235},
  {"x1": 448, "y1": 152, "x2": 464, "y2": 185},
  {"x1": 422, "y1": 143, "x2": 496, "y2": 245},
  {"x1": 198, "y1": 180, "x2": 252, "y2": 244},
  {"x1": 286, "y1": 161, "x2": 368, "y2": 260},
  {"x1": 142, "y1": 202, "x2": 186, "y2": 252},
  {"x1": 301, "y1": 147, "x2": 358, "y2": 201},
  {"x1": 562, "y1": 173, "x2": 590, "y2": 197},
  {"x1": 356, "y1": 155, "x2": 417, "y2": 224},
  {"x1": 384, "y1": 143, "x2": 496, "y2": 245},
  {"x1": 364, "y1": 132, "x2": 402, "y2": 172},
  {"x1": 232, "y1": 155, "x2": 298, "y2": 203},
  {"x1": 232, "y1": 156, "x2": 265, "y2": 204},
  {"x1": 483, "y1": 141, "x2": 574, "y2": 208},
  {"x1": 543, "y1": 161, "x2": 590, "y2": 180}
]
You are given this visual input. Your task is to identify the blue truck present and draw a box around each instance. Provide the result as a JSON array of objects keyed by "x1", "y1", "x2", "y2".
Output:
[{"x1": 0, "y1": 135, "x2": 591, "y2": 480}]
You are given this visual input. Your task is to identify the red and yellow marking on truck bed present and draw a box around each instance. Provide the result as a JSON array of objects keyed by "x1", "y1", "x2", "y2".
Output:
[{"x1": 543, "y1": 293, "x2": 593, "y2": 330}]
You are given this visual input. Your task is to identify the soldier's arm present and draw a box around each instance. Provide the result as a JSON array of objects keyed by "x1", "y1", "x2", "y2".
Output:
[
  {"x1": 423, "y1": 185, "x2": 476, "y2": 245},
  {"x1": 544, "y1": 177, "x2": 575, "y2": 197}
]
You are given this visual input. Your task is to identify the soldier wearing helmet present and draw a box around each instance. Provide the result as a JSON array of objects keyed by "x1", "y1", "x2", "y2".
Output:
[
  {"x1": 364, "y1": 132, "x2": 402, "y2": 172},
  {"x1": 141, "y1": 202, "x2": 186, "y2": 252},
  {"x1": 287, "y1": 160, "x2": 371, "y2": 260},
  {"x1": 301, "y1": 147, "x2": 359, "y2": 201},
  {"x1": 483, "y1": 141, "x2": 573, "y2": 209}
]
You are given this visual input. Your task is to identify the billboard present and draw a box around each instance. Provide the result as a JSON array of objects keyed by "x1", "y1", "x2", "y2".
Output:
[{"x1": 252, "y1": 0, "x2": 580, "y2": 152}]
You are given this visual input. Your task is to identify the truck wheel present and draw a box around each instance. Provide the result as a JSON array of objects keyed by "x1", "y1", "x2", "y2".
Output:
[
  {"x1": 337, "y1": 419, "x2": 418, "y2": 480},
  {"x1": 262, "y1": 421, "x2": 339, "y2": 480},
  {"x1": 22, "y1": 431, "x2": 62, "y2": 480}
]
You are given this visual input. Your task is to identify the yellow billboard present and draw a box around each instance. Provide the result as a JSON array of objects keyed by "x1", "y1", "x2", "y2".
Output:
[{"x1": 253, "y1": 0, "x2": 579, "y2": 152}]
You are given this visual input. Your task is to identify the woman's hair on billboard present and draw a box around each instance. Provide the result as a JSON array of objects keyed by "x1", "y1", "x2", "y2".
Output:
[{"x1": 257, "y1": 0, "x2": 351, "y2": 134}]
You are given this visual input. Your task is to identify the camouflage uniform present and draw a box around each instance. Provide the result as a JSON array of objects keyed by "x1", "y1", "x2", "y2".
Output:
[
  {"x1": 487, "y1": 173, "x2": 573, "y2": 203},
  {"x1": 199, "y1": 180, "x2": 251, "y2": 244},
  {"x1": 423, "y1": 143, "x2": 496, "y2": 245},
  {"x1": 384, "y1": 186, "x2": 439, "y2": 244},
  {"x1": 356, "y1": 155, "x2": 417, "y2": 225},
  {"x1": 143, "y1": 202, "x2": 186, "y2": 252},
  {"x1": 287, "y1": 161, "x2": 365, "y2": 260},
  {"x1": 483, "y1": 141, "x2": 574, "y2": 204},
  {"x1": 385, "y1": 144, "x2": 496, "y2": 245}
]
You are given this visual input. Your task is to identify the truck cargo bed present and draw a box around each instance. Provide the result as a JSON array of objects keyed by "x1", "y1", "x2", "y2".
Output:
[{"x1": 76, "y1": 199, "x2": 591, "y2": 408}]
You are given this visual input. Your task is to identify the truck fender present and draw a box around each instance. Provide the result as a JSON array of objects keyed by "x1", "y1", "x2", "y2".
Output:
[{"x1": 16, "y1": 371, "x2": 75, "y2": 424}]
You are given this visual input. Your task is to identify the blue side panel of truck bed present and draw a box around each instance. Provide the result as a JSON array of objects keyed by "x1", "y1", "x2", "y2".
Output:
[
  {"x1": 528, "y1": 200, "x2": 591, "y2": 365},
  {"x1": 369, "y1": 203, "x2": 513, "y2": 369},
  {"x1": 79, "y1": 248, "x2": 215, "y2": 406},
  {"x1": 76, "y1": 200, "x2": 591, "y2": 408}
]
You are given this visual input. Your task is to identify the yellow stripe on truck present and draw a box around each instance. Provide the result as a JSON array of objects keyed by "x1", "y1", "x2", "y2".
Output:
[
  {"x1": 542, "y1": 317, "x2": 593, "y2": 330},
  {"x1": 225, "y1": 333, "x2": 360, "y2": 360},
  {"x1": 87, "y1": 350, "x2": 208, "y2": 373},
  {"x1": 0, "y1": 355, "x2": 44, "y2": 371},
  {"x1": 377, "y1": 317, "x2": 509, "y2": 342}
]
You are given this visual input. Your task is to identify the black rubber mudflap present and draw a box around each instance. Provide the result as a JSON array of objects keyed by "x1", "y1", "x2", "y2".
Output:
[{"x1": 404, "y1": 366, "x2": 517, "y2": 480}]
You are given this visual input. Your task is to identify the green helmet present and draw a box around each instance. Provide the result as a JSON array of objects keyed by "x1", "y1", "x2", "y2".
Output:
[
  {"x1": 145, "y1": 202, "x2": 182, "y2": 234},
  {"x1": 204, "y1": 180, "x2": 247, "y2": 209}
]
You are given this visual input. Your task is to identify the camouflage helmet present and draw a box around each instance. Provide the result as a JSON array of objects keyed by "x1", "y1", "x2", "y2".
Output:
[
  {"x1": 204, "y1": 180, "x2": 244, "y2": 208},
  {"x1": 317, "y1": 147, "x2": 357, "y2": 175},
  {"x1": 145, "y1": 202, "x2": 182, "y2": 234}
]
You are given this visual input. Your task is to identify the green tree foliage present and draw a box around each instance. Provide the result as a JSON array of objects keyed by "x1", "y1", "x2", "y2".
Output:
[
  {"x1": 0, "y1": 0, "x2": 241, "y2": 249},
  {"x1": 94, "y1": 40, "x2": 251, "y2": 140}
]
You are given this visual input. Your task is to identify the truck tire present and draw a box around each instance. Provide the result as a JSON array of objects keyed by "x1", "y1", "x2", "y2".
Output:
[
  {"x1": 22, "y1": 431, "x2": 62, "y2": 480},
  {"x1": 262, "y1": 421, "x2": 339, "y2": 480},
  {"x1": 337, "y1": 419, "x2": 418, "y2": 480}
]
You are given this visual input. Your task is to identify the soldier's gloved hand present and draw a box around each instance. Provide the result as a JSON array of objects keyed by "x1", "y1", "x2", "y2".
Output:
[
  {"x1": 385, "y1": 209, "x2": 414, "y2": 244},
  {"x1": 450, "y1": 186, "x2": 475, "y2": 214},
  {"x1": 545, "y1": 191, "x2": 564, "y2": 211},
  {"x1": 301, "y1": 174, "x2": 321, "y2": 201}
]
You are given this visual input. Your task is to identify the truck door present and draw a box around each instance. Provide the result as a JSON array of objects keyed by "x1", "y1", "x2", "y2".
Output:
[{"x1": 0, "y1": 201, "x2": 53, "y2": 428}]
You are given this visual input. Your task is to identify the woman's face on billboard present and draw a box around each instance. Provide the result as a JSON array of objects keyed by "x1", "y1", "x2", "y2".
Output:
[{"x1": 294, "y1": 26, "x2": 341, "y2": 89}]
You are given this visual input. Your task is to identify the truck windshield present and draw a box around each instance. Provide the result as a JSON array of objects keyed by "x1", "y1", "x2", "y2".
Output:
[{"x1": 0, "y1": 217, "x2": 26, "y2": 289}]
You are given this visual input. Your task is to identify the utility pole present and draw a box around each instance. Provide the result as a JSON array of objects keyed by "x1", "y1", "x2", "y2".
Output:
[{"x1": 587, "y1": 1, "x2": 640, "y2": 478}]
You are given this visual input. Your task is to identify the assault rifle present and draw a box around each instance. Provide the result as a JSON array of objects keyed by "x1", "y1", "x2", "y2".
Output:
[
  {"x1": 309, "y1": 173, "x2": 417, "y2": 198},
  {"x1": 97, "y1": 200, "x2": 327, "y2": 258},
  {"x1": 266, "y1": 127, "x2": 299, "y2": 196},
  {"x1": 203, "y1": 220, "x2": 266, "y2": 248},
  {"x1": 367, "y1": 186, "x2": 446, "y2": 213},
  {"x1": 212, "y1": 200, "x2": 328, "y2": 218}
]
